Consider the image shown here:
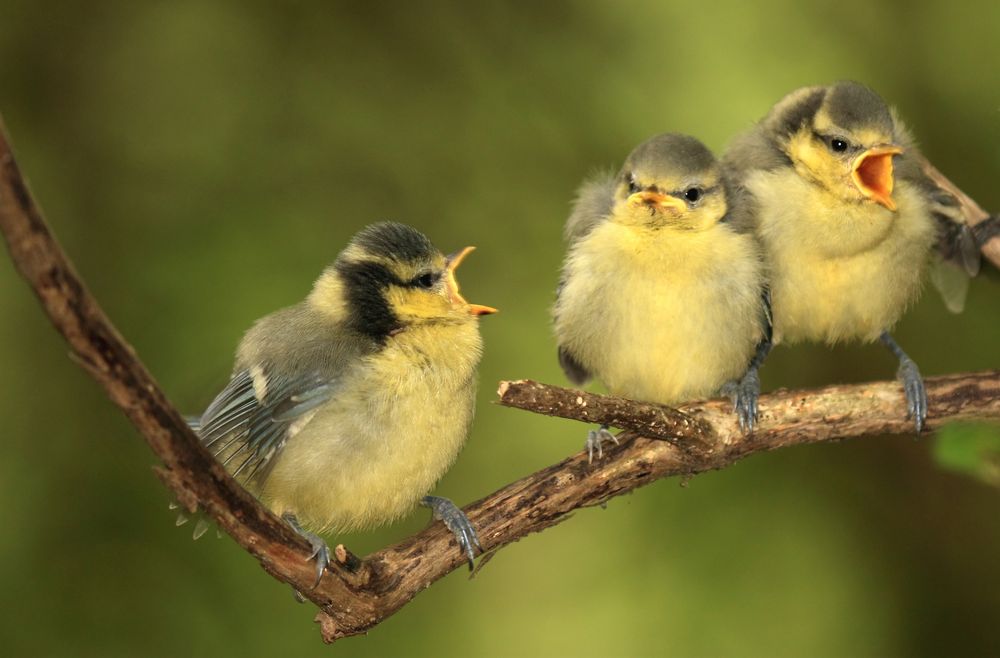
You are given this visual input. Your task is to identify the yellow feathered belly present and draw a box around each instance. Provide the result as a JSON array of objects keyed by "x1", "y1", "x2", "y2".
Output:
[
  {"x1": 556, "y1": 223, "x2": 764, "y2": 405},
  {"x1": 257, "y1": 329, "x2": 479, "y2": 533}
]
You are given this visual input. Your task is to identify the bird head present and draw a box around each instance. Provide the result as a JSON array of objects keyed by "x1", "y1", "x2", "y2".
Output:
[
  {"x1": 775, "y1": 82, "x2": 902, "y2": 211},
  {"x1": 612, "y1": 133, "x2": 727, "y2": 232},
  {"x1": 309, "y1": 222, "x2": 496, "y2": 341}
]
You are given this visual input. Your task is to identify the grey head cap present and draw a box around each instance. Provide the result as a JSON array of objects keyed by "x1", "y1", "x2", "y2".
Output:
[
  {"x1": 621, "y1": 133, "x2": 718, "y2": 182},
  {"x1": 823, "y1": 81, "x2": 894, "y2": 135}
]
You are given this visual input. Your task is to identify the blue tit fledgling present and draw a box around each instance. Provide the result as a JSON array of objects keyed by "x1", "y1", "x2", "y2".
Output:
[
  {"x1": 554, "y1": 133, "x2": 771, "y2": 459},
  {"x1": 189, "y1": 222, "x2": 496, "y2": 583},
  {"x1": 722, "y1": 81, "x2": 992, "y2": 432}
]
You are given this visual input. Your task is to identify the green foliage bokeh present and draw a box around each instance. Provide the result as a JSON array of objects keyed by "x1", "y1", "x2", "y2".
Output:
[{"x1": 1, "y1": 1, "x2": 999, "y2": 656}]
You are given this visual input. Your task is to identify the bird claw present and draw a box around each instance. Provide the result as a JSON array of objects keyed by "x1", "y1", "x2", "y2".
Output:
[
  {"x1": 732, "y1": 368, "x2": 761, "y2": 433},
  {"x1": 282, "y1": 513, "x2": 331, "y2": 589},
  {"x1": 720, "y1": 369, "x2": 761, "y2": 433},
  {"x1": 585, "y1": 425, "x2": 619, "y2": 464},
  {"x1": 897, "y1": 356, "x2": 928, "y2": 434},
  {"x1": 880, "y1": 333, "x2": 927, "y2": 435},
  {"x1": 422, "y1": 495, "x2": 481, "y2": 570},
  {"x1": 307, "y1": 539, "x2": 332, "y2": 588}
]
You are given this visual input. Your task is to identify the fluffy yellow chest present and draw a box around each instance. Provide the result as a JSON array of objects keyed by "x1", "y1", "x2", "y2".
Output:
[
  {"x1": 555, "y1": 221, "x2": 764, "y2": 405},
  {"x1": 748, "y1": 169, "x2": 937, "y2": 344},
  {"x1": 259, "y1": 323, "x2": 482, "y2": 533}
]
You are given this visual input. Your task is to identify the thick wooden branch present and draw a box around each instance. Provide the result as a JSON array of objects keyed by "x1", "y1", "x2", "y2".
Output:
[
  {"x1": 3, "y1": 117, "x2": 1000, "y2": 645},
  {"x1": 497, "y1": 375, "x2": 1000, "y2": 455}
]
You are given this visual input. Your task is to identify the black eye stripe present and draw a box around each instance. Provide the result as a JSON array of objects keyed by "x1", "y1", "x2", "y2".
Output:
[{"x1": 409, "y1": 271, "x2": 440, "y2": 289}]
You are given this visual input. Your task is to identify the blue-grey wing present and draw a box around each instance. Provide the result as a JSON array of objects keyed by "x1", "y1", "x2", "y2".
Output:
[{"x1": 194, "y1": 368, "x2": 337, "y2": 484}]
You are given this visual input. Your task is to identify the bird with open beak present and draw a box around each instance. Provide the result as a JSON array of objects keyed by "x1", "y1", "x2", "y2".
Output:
[
  {"x1": 187, "y1": 222, "x2": 495, "y2": 586},
  {"x1": 555, "y1": 133, "x2": 771, "y2": 460},
  {"x1": 722, "y1": 81, "x2": 990, "y2": 432}
]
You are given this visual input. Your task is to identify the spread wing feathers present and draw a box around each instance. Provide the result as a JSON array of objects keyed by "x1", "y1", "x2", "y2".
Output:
[
  {"x1": 928, "y1": 202, "x2": 980, "y2": 314},
  {"x1": 927, "y1": 192, "x2": 981, "y2": 277},
  {"x1": 929, "y1": 256, "x2": 972, "y2": 314},
  {"x1": 194, "y1": 368, "x2": 336, "y2": 483},
  {"x1": 564, "y1": 170, "x2": 616, "y2": 244},
  {"x1": 895, "y1": 150, "x2": 989, "y2": 313}
]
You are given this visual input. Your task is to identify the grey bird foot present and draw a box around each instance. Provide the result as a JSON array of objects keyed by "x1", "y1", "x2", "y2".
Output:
[
  {"x1": 422, "y1": 495, "x2": 481, "y2": 571},
  {"x1": 282, "y1": 513, "x2": 330, "y2": 588},
  {"x1": 880, "y1": 332, "x2": 928, "y2": 434},
  {"x1": 722, "y1": 367, "x2": 761, "y2": 433},
  {"x1": 897, "y1": 357, "x2": 928, "y2": 434},
  {"x1": 585, "y1": 425, "x2": 619, "y2": 463}
]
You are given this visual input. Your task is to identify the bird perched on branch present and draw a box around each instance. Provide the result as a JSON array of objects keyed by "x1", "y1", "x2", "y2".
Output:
[
  {"x1": 722, "y1": 81, "x2": 993, "y2": 433},
  {"x1": 187, "y1": 222, "x2": 496, "y2": 584},
  {"x1": 554, "y1": 133, "x2": 772, "y2": 460}
]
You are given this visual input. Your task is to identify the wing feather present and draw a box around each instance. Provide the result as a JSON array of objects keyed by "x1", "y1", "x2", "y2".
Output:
[{"x1": 193, "y1": 368, "x2": 338, "y2": 486}]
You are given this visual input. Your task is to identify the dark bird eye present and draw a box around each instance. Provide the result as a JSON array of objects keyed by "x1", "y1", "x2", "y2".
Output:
[
  {"x1": 413, "y1": 272, "x2": 436, "y2": 289},
  {"x1": 830, "y1": 138, "x2": 848, "y2": 152},
  {"x1": 626, "y1": 173, "x2": 640, "y2": 194},
  {"x1": 684, "y1": 188, "x2": 701, "y2": 203}
]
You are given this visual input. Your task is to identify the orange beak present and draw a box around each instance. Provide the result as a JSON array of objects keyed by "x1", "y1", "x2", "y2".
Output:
[
  {"x1": 627, "y1": 190, "x2": 688, "y2": 214},
  {"x1": 445, "y1": 246, "x2": 497, "y2": 317},
  {"x1": 852, "y1": 145, "x2": 903, "y2": 211}
]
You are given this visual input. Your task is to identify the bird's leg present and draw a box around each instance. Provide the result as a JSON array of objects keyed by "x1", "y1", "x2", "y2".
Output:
[
  {"x1": 721, "y1": 368, "x2": 761, "y2": 433},
  {"x1": 282, "y1": 513, "x2": 330, "y2": 589},
  {"x1": 721, "y1": 330, "x2": 772, "y2": 433},
  {"x1": 879, "y1": 332, "x2": 928, "y2": 433},
  {"x1": 585, "y1": 425, "x2": 619, "y2": 464},
  {"x1": 421, "y1": 496, "x2": 481, "y2": 571}
]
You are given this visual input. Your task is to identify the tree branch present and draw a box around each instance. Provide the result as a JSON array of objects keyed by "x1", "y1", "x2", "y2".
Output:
[
  {"x1": 918, "y1": 154, "x2": 1000, "y2": 269},
  {"x1": 3, "y1": 116, "x2": 1000, "y2": 644}
]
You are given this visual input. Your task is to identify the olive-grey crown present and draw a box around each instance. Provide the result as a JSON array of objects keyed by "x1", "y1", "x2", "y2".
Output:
[
  {"x1": 620, "y1": 133, "x2": 718, "y2": 183},
  {"x1": 768, "y1": 81, "x2": 894, "y2": 141}
]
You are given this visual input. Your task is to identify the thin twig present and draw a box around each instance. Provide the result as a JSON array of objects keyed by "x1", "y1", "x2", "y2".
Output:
[
  {"x1": 3, "y1": 116, "x2": 999, "y2": 644},
  {"x1": 496, "y1": 380, "x2": 716, "y2": 456}
]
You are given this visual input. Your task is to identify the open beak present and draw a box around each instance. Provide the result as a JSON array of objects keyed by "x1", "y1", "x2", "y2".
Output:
[
  {"x1": 626, "y1": 190, "x2": 688, "y2": 214},
  {"x1": 852, "y1": 145, "x2": 903, "y2": 211},
  {"x1": 445, "y1": 246, "x2": 497, "y2": 317}
]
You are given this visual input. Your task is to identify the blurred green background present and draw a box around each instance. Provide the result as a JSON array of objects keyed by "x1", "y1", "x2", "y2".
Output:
[{"x1": 2, "y1": 1, "x2": 999, "y2": 656}]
